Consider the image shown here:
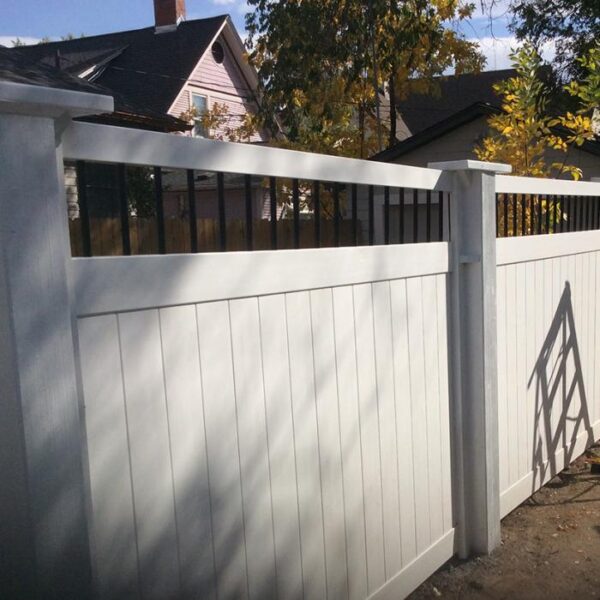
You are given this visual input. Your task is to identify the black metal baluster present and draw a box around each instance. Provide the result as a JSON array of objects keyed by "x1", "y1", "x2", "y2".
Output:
[
  {"x1": 154, "y1": 166, "x2": 166, "y2": 254},
  {"x1": 186, "y1": 169, "x2": 197, "y2": 253},
  {"x1": 351, "y1": 184, "x2": 358, "y2": 246},
  {"x1": 536, "y1": 195, "x2": 542, "y2": 235},
  {"x1": 76, "y1": 160, "x2": 92, "y2": 257},
  {"x1": 368, "y1": 185, "x2": 375, "y2": 245},
  {"x1": 413, "y1": 188, "x2": 419, "y2": 243},
  {"x1": 270, "y1": 177, "x2": 277, "y2": 250},
  {"x1": 292, "y1": 178, "x2": 300, "y2": 249},
  {"x1": 384, "y1": 186, "x2": 390, "y2": 244},
  {"x1": 560, "y1": 195, "x2": 565, "y2": 232},
  {"x1": 117, "y1": 164, "x2": 131, "y2": 255},
  {"x1": 399, "y1": 188, "x2": 405, "y2": 244},
  {"x1": 503, "y1": 194, "x2": 508, "y2": 237},
  {"x1": 528, "y1": 195, "x2": 534, "y2": 235},
  {"x1": 587, "y1": 195, "x2": 592, "y2": 230},
  {"x1": 510, "y1": 193, "x2": 516, "y2": 237},
  {"x1": 426, "y1": 190, "x2": 432, "y2": 242},
  {"x1": 572, "y1": 195, "x2": 578, "y2": 232},
  {"x1": 495, "y1": 194, "x2": 500, "y2": 237},
  {"x1": 313, "y1": 181, "x2": 321, "y2": 248},
  {"x1": 217, "y1": 172, "x2": 226, "y2": 251},
  {"x1": 544, "y1": 195, "x2": 550, "y2": 234},
  {"x1": 333, "y1": 182, "x2": 341, "y2": 247},
  {"x1": 244, "y1": 174, "x2": 253, "y2": 250},
  {"x1": 438, "y1": 191, "x2": 444, "y2": 241},
  {"x1": 520, "y1": 194, "x2": 526, "y2": 236}
]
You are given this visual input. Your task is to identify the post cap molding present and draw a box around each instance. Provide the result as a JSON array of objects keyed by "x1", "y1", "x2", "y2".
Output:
[
  {"x1": 0, "y1": 81, "x2": 114, "y2": 119},
  {"x1": 428, "y1": 159, "x2": 512, "y2": 174}
]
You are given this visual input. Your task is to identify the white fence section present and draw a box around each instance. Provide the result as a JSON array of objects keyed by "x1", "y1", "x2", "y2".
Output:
[
  {"x1": 75, "y1": 245, "x2": 453, "y2": 600},
  {"x1": 4, "y1": 81, "x2": 600, "y2": 600},
  {"x1": 496, "y1": 231, "x2": 600, "y2": 517}
]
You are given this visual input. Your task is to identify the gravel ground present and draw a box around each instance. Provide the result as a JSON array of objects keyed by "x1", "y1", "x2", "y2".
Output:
[{"x1": 409, "y1": 445, "x2": 600, "y2": 600}]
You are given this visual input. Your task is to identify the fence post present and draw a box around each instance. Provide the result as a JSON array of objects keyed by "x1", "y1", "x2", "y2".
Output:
[
  {"x1": 430, "y1": 159, "x2": 511, "y2": 557},
  {"x1": 0, "y1": 82, "x2": 113, "y2": 598}
]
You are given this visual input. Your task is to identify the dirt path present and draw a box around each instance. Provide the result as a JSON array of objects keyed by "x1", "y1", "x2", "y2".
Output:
[{"x1": 409, "y1": 447, "x2": 600, "y2": 600}]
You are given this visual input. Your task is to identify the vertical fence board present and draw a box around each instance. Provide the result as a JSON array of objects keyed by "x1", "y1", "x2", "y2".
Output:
[
  {"x1": 405, "y1": 277, "x2": 432, "y2": 554},
  {"x1": 372, "y1": 281, "x2": 402, "y2": 577},
  {"x1": 515, "y1": 263, "x2": 528, "y2": 480},
  {"x1": 258, "y1": 295, "x2": 304, "y2": 600},
  {"x1": 195, "y1": 301, "x2": 249, "y2": 600},
  {"x1": 159, "y1": 305, "x2": 216, "y2": 600},
  {"x1": 229, "y1": 297, "x2": 278, "y2": 600},
  {"x1": 309, "y1": 289, "x2": 349, "y2": 599},
  {"x1": 421, "y1": 276, "x2": 445, "y2": 544},
  {"x1": 505, "y1": 264, "x2": 519, "y2": 486},
  {"x1": 117, "y1": 310, "x2": 180, "y2": 600},
  {"x1": 332, "y1": 286, "x2": 369, "y2": 600},
  {"x1": 353, "y1": 283, "x2": 386, "y2": 592},
  {"x1": 78, "y1": 315, "x2": 139, "y2": 599},
  {"x1": 435, "y1": 274, "x2": 453, "y2": 533},
  {"x1": 285, "y1": 291, "x2": 328, "y2": 600},
  {"x1": 497, "y1": 266, "x2": 509, "y2": 493},
  {"x1": 390, "y1": 279, "x2": 418, "y2": 567}
]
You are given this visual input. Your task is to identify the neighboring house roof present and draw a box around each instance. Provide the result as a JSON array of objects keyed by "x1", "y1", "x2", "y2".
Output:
[
  {"x1": 395, "y1": 69, "x2": 518, "y2": 137},
  {"x1": 371, "y1": 101, "x2": 600, "y2": 163},
  {"x1": 8, "y1": 15, "x2": 233, "y2": 116},
  {"x1": 0, "y1": 46, "x2": 190, "y2": 132}
]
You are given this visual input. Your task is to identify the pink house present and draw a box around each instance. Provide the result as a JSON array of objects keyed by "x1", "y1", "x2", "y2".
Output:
[{"x1": 8, "y1": 0, "x2": 275, "y2": 226}]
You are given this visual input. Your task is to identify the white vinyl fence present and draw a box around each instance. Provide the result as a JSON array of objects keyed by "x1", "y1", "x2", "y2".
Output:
[
  {"x1": 75, "y1": 246, "x2": 453, "y2": 600},
  {"x1": 2, "y1": 81, "x2": 600, "y2": 600},
  {"x1": 496, "y1": 175, "x2": 600, "y2": 517},
  {"x1": 61, "y1": 118, "x2": 457, "y2": 600}
]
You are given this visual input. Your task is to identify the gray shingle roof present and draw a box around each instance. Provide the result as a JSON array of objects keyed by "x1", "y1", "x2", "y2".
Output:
[{"x1": 8, "y1": 16, "x2": 228, "y2": 116}]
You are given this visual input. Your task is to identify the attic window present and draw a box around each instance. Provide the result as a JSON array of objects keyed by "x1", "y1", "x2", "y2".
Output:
[{"x1": 212, "y1": 42, "x2": 224, "y2": 64}]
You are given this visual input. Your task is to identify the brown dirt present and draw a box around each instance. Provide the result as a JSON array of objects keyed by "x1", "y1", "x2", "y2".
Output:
[{"x1": 409, "y1": 445, "x2": 600, "y2": 600}]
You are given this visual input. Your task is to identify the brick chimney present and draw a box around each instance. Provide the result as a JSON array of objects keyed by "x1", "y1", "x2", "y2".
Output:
[{"x1": 154, "y1": 0, "x2": 186, "y2": 31}]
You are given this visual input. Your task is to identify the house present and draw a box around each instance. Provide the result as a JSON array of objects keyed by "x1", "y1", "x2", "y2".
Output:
[
  {"x1": 4, "y1": 0, "x2": 276, "y2": 239},
  {"x1": 8, "y1": 0, "x2": 266, "y2": 141},
  {"x1": 372, "y1": 69, "x2": 600, "y2": 181}
]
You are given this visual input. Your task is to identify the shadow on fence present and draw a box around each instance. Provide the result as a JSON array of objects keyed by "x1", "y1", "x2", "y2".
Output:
[{"x1": 529, "y1": 282, "x2": 594, "y2": 492}]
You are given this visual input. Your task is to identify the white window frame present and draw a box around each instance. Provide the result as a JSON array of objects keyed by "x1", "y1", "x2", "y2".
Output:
[{"x1": 190, "y1": 92, "x2": 209, "y2": 138}]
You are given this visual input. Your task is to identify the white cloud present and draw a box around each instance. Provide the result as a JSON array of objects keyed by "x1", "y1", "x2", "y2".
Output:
[
  {"x1": 212, "y1": 0, "x2": 237, "y2": 5},
  {"x1": 0, "y1": 35, "x2": 42, "y2": 47},
  {"x1": 473, "y1": 36, "x2": 557, "y2": 71}
]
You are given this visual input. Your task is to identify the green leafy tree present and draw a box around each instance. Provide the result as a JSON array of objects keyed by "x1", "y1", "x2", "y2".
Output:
[
  {"x1": 475, "y1": 43, "x2": 600, "y2": 234},
  {"x1": 245, "y1": 0, "x2": 483, "y2": 157},
  {"x1": 510, "y1": 0, "x2": 599, "y2": 80}
]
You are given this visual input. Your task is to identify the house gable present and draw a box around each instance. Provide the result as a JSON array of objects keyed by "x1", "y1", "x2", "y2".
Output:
[{"x1": 169, "y1": 23, "x2": 266, "y2": 142}]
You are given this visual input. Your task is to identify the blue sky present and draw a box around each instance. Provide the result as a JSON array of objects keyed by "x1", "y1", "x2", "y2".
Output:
[{"x1": 1, "y1": 0, "x2": 546, "y2": 71}]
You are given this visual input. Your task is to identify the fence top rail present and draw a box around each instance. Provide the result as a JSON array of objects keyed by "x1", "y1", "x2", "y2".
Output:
[
  {"x1": 62, "y1": 121, "x2": 453, "y2": 191},
  {"x1": 72, "y1": 242, "x2": 449, "y2": 316},
  {"x1": 497, "y1": 229, "x2": 600, "y2": 265},
  {"x1": 496, "y1": 174, "x2": 600, "y2": 197}
]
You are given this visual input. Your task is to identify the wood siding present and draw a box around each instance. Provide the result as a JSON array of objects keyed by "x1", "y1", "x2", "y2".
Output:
[{"x1": 169, "y1": 32, "x2": 266, "y2": 143}]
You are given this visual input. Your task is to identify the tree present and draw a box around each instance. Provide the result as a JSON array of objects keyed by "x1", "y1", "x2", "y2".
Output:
[
  {"x1": 245, "y1": 0, "x2": 483, "y2": 157},
  {"x1": 475, "y1": 43, "x2": 599, "y2": 233},
  {"x1": 475, "y1": 43, "x2": 599, "y2": 178},
  {"x1": 179, "y1": 102, "x2": 259, "y2": 143},
  {"x1": 510, "y1": 0, "x2": 599, "y2": 80}
]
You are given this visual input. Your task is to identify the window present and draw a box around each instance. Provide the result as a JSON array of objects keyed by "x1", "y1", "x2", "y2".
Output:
[
  {"x1": 212, "y1": 41, "x2": 224, "y2": 64},
  {"x1": 192, "y1": 93, "x2": 208, "y2": 137}
]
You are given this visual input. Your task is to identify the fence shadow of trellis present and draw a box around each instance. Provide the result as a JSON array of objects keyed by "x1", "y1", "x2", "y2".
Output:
[{"x1": 529, "y1": 282, "x2": 594, "y2": 493}]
